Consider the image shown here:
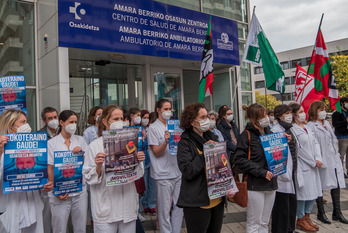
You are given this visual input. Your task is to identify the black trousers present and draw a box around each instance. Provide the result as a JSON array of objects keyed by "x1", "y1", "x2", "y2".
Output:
[
  {"x1": 271, "y1": 192, "x2": 297, "y2": 233},
  {"x1": 183, "y1": 201, "x2": 225, "y2": 233}
]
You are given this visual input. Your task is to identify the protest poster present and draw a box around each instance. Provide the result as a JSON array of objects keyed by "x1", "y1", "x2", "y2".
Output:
[
  {"x1": 203, "y1": 142, "x2": 238, "y2": 200},
  {"x1": 0, "y1": 75, "x2": 27, "y2": 114},
  {"x1": 53, "y1": 151, "x2": 84, "y2": 196},
  {"x1": 167, "y1": 119, "x2": 183, "y2": 156},
  {"x1": 259, "y1": 132, "x2": 289, "y2": 177},
  {"x1": 103, "y1": 127, "x2": 142, "y2": 186},
  {"x1": 3, "y1": 133, "x2": 47, "y2": 193}
]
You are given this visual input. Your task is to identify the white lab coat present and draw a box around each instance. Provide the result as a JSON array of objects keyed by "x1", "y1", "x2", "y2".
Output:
[
  {"x1": 307, "y1": 120, "x2": 346, "y2": 190},
  {"x1": 291, "y1": 124, "x2": 322, "y2": 201},
  {"x1": 0, "y1": 155, "x2": 44, "y2": 233},
  {"x1": 271, "y1": 123, "x2": 295, "y2": 194},
  {"x1": 82, "y1": 137, "x2": 144, "y2": 224}
]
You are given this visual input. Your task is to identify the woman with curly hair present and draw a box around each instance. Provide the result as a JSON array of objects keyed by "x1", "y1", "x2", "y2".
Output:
[{"x1": 177, "y1": 103, "x2": 235, "y2": 233}]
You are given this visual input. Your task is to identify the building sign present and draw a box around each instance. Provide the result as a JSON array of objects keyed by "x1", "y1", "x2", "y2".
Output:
[{"x1": 58, "y1": 0, "x2": 239, "y2": 65}]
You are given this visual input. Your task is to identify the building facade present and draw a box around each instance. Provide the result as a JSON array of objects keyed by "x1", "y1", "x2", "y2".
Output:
[
  {"x1": 253, "y1": 38, "x2": 348, "y2": 105},
  {"x1": 0, "y1": 0, "x2": 253, "y2": 131}
]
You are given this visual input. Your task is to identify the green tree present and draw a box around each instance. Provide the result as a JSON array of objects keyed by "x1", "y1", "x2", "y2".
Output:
[
  {"x1": 331, "y1": 54, "x2": 348, "y2": 98},
  {"x1": 255, "y1": 90, "x2": 281, "y2": 109}
]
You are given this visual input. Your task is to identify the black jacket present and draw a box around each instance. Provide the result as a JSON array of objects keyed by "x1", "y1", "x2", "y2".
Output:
[
  {"x1": 233, "y1": 123, "x2": 278, "y2": 191},
  {"x1": 38, "y1": 125, "x2": 55, "y2": 140},
  {"x1": 176, "y1": 130, "x2": 218, "y2": 208},
  {"x1": 217, "y1": 120, "x2": 240, "y2": 160},
  {"x1": 332, "y1": 110, "x2": 348, "y2": 138}
]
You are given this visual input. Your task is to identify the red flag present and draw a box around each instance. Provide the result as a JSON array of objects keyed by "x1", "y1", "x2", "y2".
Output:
[{"x1": 295, "y1": 64, "x2": 324, "y2": 113}]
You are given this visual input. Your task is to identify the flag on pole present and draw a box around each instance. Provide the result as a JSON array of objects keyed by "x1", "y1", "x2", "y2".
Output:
[
  {"x1": 295, "y1": 64, "x2": 324, "y2": 113},
  {"x1": 243, "y1": 12, "x2": 285, "y2": 94},
  {"x1": 199, "y1": 16, "x2": 214, "y2": 103},
  {"x1": 307, "y1": 24, "x2": 341, "y2": 111}
]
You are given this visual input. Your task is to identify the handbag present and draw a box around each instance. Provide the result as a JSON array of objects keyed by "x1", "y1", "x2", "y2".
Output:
[
  {"x1": 135, "y1": 177, "x2": 146, "y2": 195},
  {"x1": 229, "y1": 130, "x2": 250, "y2": 208}
]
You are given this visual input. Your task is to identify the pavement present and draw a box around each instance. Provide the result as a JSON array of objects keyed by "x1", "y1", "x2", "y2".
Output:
[{"x1": 86, "y1": 184, "x2": 348, "y2": 233}]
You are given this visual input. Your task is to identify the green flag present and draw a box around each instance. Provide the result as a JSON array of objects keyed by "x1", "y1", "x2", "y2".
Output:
[{"x1": 243, "y1": 12, "x2": 285, "y2": 94}]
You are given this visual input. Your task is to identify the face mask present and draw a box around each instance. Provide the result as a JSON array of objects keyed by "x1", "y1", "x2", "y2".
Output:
[
  {"x1": 123, "y1": 121, "x2": 129, "y2": 127},
  {"x1": 226, "y1": 114, "x2": 234, "y2": 122},
  {"x1": 209, "y1": 120, "x2": 216, "y2": 129},
  {"x1": 194, "y1": 118, "x2": 210, "y2": 133},
  {"x1": 142, "y1": 119, "x2": 149, "y2": 127},
  {"x1": 318, "y1": 110, "x2": 327, "y2": 120},
  {"x1": 259, "y1": 117, "x2": 270, "y2": 128},
  {"x1": 298, "y1": 112, "x2": 306, "y2": 122},
  {"x1": 344, "y1": 103, "x2": 348, "y2": 110},
  {"x1": 47, "y1": 119, "x2": 59, "y2": 130},
  {"x1": 65, "y1": 123, "x2": 77, "y2": 135},
  {"x1": 16, "y1": 123, "x2": 32, "y2": 133},
  {"x1": 269, "y1": 116, "x2": 275, "y2": 122},
  {"x1": 110, "y1": 121, "x2": 123, "y2": 130},
  {"x1": 96, "y1": 116, "x2": 100, "y2": 123},
  {"x1": 134, "y1": 116, "x2": 141, "y2": 125},
  {"x1": 162, "y1": 111, "x2": 172, "y2": 120},
  {"x1": 283, "y1": 114, "x2": 293, "y2": 124}
]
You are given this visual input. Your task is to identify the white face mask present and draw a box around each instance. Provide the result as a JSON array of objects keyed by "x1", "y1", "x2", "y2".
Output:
[
  {"x1": 345, "y1": 103, "x2": 348, "y2": 110},
  {"x1": 269, "y1": 116, "x2": 275, "y2": 122},
  {"x1": 96, "y1": 116, "x2": 100, "y2": 123},
  {"x1": 226, "y1": 114, "x2": 234, "y2": 122},
  {"x1": 162, "y1": 111, "x2": 172, "y2": 120},
  {"x1": 259, "y1": 117, "x2": 270, "y2": 128},
  {"x1": 134, "y1": 116, "x2": 141, "y2": 125},
  {"x1": 318, "y1": 110, "x2": 327, "y2": 120},
  {"x1": 142, "y1": 119, "x2": 149, "y2": 127},
  {"x1": 283, "y1": 114, "x2": 293, "y2": 124},
  {"x1": 122, "y1": 121, "x2": 129, "y2": 127},
  {"x1": 16, "y1": 123, "x2": 32, "y2": 133},
  {"x1": 194, "y1": 118, "x2": 210, "y2": 133},
  {"x1": 110, "y1": 121, "x2": 123, "y2": 130},
  {"x1": 298, "y1": 112, "x2": 306, "y2": 123},
  {"x1": 209, "y1": 120, "x2": 216, "y2": 129},
  {"x1": 47, "y1": 119, "x2": 59, "y2": 130},
  {"x1": 65, "y1": 123, "x2": 77, "y2": 135}
]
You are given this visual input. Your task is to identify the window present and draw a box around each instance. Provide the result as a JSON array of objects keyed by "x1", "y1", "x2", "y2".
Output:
[
  {"x1": 281, "y1": 93, "x2": 293, "y2": 101},
  {"x1": 291, "y1": 59, "x2": 302, "y2": 68},
  {"x1": 272, "y1": 94, "x2": 281, "y2": 101},
  {"x1": 254, "y1": 67, "x2": 263, "y2": 74},
  {"x1": 255, "y1": 80, "x2": 265, "y2": 88},
  {"x1": 280, "y1": 61, "x2": 289, "y2": 70},
  {"x1": 284, "y1": 77, "x2": 291, "y2": 85}
]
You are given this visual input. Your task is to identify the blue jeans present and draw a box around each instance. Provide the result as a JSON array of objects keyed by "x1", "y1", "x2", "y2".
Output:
[
  {"x1": 297, "y1": 200, "x2": 316, "y2": 218},
  {"x1": 140, "y1": 166, "x2": 157, "y2": 211}
]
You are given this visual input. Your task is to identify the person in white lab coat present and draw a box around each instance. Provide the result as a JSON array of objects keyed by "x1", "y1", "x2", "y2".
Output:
[
  {"x1": 0, "y1": 109, "x2": 53, "y2": 233},
  {"x1": 47, "y1": 110, "x2": 89, "y2": 233},
  {"x1": 307, "y1": 101, "x2": 348, "y2": 224},
  {"x1": 83, "y1": 105, "x2": 145, "y2": 233},
  {"x1": 290, "y1": 103, "x2": 323, "y2": 232}
]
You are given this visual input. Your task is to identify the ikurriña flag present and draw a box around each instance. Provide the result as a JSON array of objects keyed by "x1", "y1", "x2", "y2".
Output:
[{"x1": 199, "y1": 16, "x2": 214, "y2": 103}]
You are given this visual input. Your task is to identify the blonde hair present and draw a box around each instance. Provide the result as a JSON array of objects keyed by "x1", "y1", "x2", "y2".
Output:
[
  {"x1": 308, "y1": 101, "x2": 326, "y2": 122},
  {"x1": 97, "y1": 105, "x2": 123, "y2": 137},
  {"x1": 0, "y1": 109, "x2": 27, "y2": 135}
]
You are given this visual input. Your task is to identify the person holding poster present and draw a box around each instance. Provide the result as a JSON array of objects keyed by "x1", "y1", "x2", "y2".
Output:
[
  {"x1": 83, "y1": 106, "x2": 103, "y2": 145},
  {"x1": 0, "y1": 109, "x2": 53, "y2": 233},
  {"x1": 289, "y1": 103, "x2": 322, "y2": 232},
  {"x1": 83, "y1": 105, "x2": 145, "y2": 233},
  {"x1": 270, "y1": 104, "x2": 297, "y2": 233},
  {"x1": 47, "y1": 110, "x2": 88, "y2": 233},
  {"x1": 234, "y1": 103, "x2": 278, "y2": 233},
  {"x1": 176, "y1": 103, "x2": 235, "y2": 233},
  {"x1": 307, "y1": 101, "x2": 348, "y2": 224}
]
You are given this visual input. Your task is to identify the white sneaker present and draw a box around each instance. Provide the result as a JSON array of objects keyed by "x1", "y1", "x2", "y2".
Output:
[{"x1": 138, "y1": 213, "x2": 146, "y2": 223}]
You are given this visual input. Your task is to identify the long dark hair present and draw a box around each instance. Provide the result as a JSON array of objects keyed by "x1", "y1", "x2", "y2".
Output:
[
  {"x1": 58, "y1": 110, "x2": 77, "y2": 134},
  {"x1": 155, "y1": 99, "x2": 171, "y2": 118}
]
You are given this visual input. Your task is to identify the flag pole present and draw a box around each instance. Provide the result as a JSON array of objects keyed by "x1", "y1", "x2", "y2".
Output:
[{"x1": 299, "y1": 13, "x2": 324, "y2": 104}]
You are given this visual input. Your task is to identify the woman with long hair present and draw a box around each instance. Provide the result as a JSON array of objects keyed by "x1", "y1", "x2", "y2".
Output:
[{"x1": 83, "y1": 106, "x2": 103, "y2": 145}]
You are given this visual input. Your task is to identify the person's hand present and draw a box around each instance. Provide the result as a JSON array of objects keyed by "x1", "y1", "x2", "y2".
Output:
[
  {"x1": 283, "y1": 133, "x2": 292, "y2": 143},
  {"x1": 142, "y1": 130, "x2": 146, "y2": 139},
  {"x1": 42, "y1": 181, "x2": 53, "y2": 192},
  {"x1": 137, "y1": 151, "x2": 145, "y2": 162},
  {"x1": 315, "y1": 160, "x2": 323, "y2": 168},
  {"x1": 0, "y1": 135, "x2": 9, "y2": 149},
  {"x1": 205, "y1": 140, "x2": 217, "y2": 145},
  {"x1": 56, "y1": 193, "x2": 69, "y2": 201},
  {"x1": 72, "y1": 146, "x2": 82, "y2": 154},
  {"x1": 164, "y1": 130, "x2": 170, "y2": 143},
  {"x1": 265, "y1": 171, "x2": 273, "y2": 181},
  {"x1": 95, "y1": 153, "x2": 106, "y2": 168},
  {"x1": 227, "y1": 190, "x2": 235, "y2": 199}
]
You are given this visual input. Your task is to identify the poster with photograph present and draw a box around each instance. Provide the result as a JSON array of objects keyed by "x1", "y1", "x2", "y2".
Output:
[
  {"x1": 53, "y1": 151, "x2": 84, "y2": 196},
  {"x1": 203, "y1": 142, "x2": 238, "y2": 200},
  {"x1": 3, "y1": 133, "x2": 47, "y2": 193},
  {"x1": 0, "y1": 75, "x2": 27, "y2": 114},
  {"x1": 260, "y1": 133, "x2": 289, "y2": 177},
  {"x1": 167, "y1": 119, "x2": 183, "y2": 156},
  {"x1": 103, "y1": 127, "x2": 142, "y2": 186}
]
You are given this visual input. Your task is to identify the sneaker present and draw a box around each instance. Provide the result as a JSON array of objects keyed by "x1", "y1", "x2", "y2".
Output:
[
  {"x1": 138, "y1": 213, "x2": 146, "y2": 223},
  {"x1": 150, "y1": 208, "x2": 156, "y2": 216},
  {"x1": 144, "y1": 208, "x2": 151, "y2": 215}
]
